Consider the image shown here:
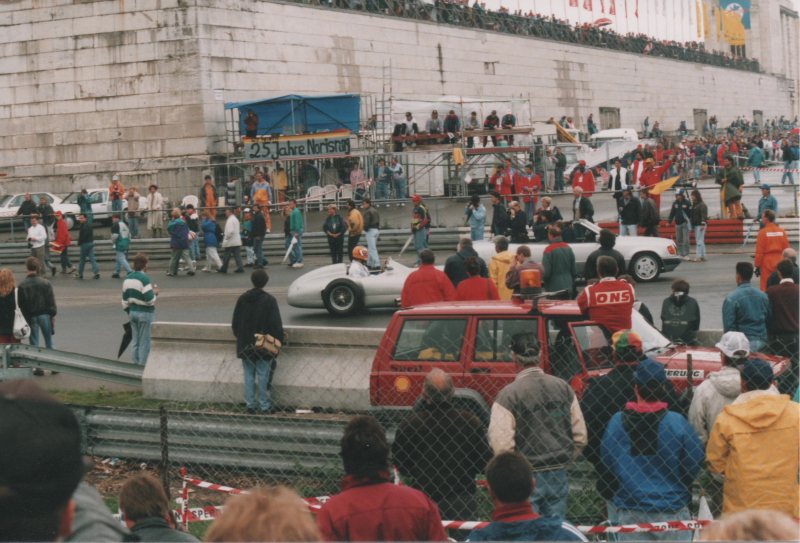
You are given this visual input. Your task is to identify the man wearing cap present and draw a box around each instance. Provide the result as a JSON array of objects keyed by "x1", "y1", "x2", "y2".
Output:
[
  {"x1": 639, "y1": 157, "x2": 673, "y2": 211},
  {"x1": 599, "y1": 360, "x2": 703, "y2": 541},
  {"x1": 424, "y1": 110, "x2": 442, "y2": 139},
  {"x1": 483, "y1": 110, "x2": 500, "y2": 147},
  {"x1": 0, "y1": 379, "x2": 86, "y2": 542},
  {"x1": 109, "y1": 175, "x2": 125, "y2": 213},
  {"x1": 198, "y1": 175, "x2": 218, "y2": 220},
  {"x1": 401, "y1": 112, "x2": 419, "y2": 149},
  {"x1": 577, "y1": 256, "x2": 635, "y2": 335},
  {"x1": 616, "y1": 185, "x2": 641, "y2": 237},
  {"x1": 722, "y1": 262, "x2": 771, "y2": 352},
  {"x1": 489, "y1": 334, "x2": 587, "y2": 520},
  {"x1": 756, "y1": 185, "x2": 777, "y2": 230},
  {"x1": 570, "y1": 161, "x2": 595, "y2": 196},
  {"x1": 707, "y1": 358, "x2": 799, "y2": 518},
  {"x1": 410, "y1": 195, "x2": 430, "y2": 266},
  {"x1": 668, "y1": 189, "x2": 692, "y2": 261},
  {"x1": 754, "y1": 209, "x2": 790, "y2": 291}
]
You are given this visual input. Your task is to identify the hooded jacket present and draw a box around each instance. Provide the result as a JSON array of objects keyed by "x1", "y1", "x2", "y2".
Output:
[
  {"x1": 707, "y1": 392, "x2": 799, "y2": 517},
  {"x1": 201, "y1": 218, "x2": 219, "y2": 247},
  {"x1": 465, "y1": 203, "x2": 487, "y2": 231},
  {"x1": 687, "y1": 366, "x2": 742, "y2": 445},
  {"x1": 444, "y1": 247, "x2": 488, "y2": 287},
  {"x1": 231, "y1": 287, "x2": 283, "y2": 358},
  {"x1": 466, "y1": 502, "x2": 586, "y2": 542},
  {"x1": 167, "y1": 218, "x2": 189, "y2": 250},
  {"x1": 489, "y1": 250, "x2": 515, "y2": 300},
  {"x1": 660, "y1": 292, "x2": 701, "y2": 344}
]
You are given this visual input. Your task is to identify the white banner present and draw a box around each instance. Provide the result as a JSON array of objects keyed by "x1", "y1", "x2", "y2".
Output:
[{"x1": 245, "y1": 134, "x2": 351, "y2": 162}]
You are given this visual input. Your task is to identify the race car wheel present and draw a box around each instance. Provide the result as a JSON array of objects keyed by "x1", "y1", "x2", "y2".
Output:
[
  {"x1": 322, "y1": 280, "x2": 364, "y2": 317},
  {"x1": 630, "y1": 252, "x2": 661, "y2": 283}
]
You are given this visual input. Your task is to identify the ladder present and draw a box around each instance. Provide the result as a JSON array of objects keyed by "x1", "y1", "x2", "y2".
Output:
[{"x1": 375, "y1": 60, "x2": 393, "y2": 151}]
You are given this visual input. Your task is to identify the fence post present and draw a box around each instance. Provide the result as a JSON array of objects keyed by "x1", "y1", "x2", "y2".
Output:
[
  {"x1": 10, "y1": 217, "x2": 14, "y2": 243},
  {"x1": 159, "y1": 405, "x2": 171, "y2": 501}
]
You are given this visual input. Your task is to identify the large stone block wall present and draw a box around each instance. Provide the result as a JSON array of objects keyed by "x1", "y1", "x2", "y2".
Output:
[{"x1": 0, "y1": 0, "x2": 796, "y2": 196}]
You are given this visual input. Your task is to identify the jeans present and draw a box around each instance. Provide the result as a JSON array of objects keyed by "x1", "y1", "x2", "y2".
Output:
[
  {"x1": 253, "y1": 236, "x2": 266, "y2": 267},
  {"x1": 470, "y1": 227, "x2": 484, "y2": 242},
  {"x1": 128, "y1": 216, "x2": 139, "y2": 238},
  {"x1": 169, "y1": 249, "x2": 194, "y2": 274},
  {"x1": 290, "y1": 229, "x2": 303, "y2": 264},
  {"x1": 782, "y1": 161, "x2": 795, "y2": 184},
  {"x1": 616, "y1": 506, "x2": 691, "y2": 541},
  {"x1": 111, "y1": 199, "x2": 124, "y2": 213},
  {"x1": 752, "y1": 169, "x2": 761, "y2": 183},
  {"x1": 555, "y1": 169, "x2": 565, "y2": 191},
  {"x1": 29, "y1": 314, "x2": 54, "y2": 349},
  {"x1": 530, "y1": 468, "x2": 568, "y2": 520},
  {"x1": 220, "y1": 246, "x2": 244, "y2": 271},
  {"x1": 31, "y1": 246, "x2": 47, "y2": 277},
  {"x1": 115, "y1": 251, "x2": 132, "y2": 275},
  {"x1": 205, "y1": 246, "x2": 222, "y2": 269},
  {"x1": 60, "y1": 247, "x2": 73, "y2": 271},
  {"x1": 242, "y1": 354, "x2": 276, "y2": 411},
  {"x1": 675, "y1": 222, "x2": 690, "y2": 257},
  {"x1": 693, "y1": 225, "x2": 706, "y2": 258},
  {"x1": 130, "y1": 311, "x2": 154, "y2": 366},
  {"x1": 348, "y1": 233, "x2": 361, "y2": 261},
  {"x1": 22, "y1": 217, "x2": 31, "y2": 231},
  {"x1": 525, "y1": 200, "x2": 536, "y2": 223},
  {"x1": 365, "y1": 228, "x2": 380, "y2": 267},
  {"x1": 78, "y1": 243, "x2": 99, "y2": 275},
  {"x1": 413, "y1": 229, "x2": 428, "y2": 265},
  {"x1": 377, "y1": 181, "x2": 390, "y2": 202},
  {"x1": 620, "y1": 223, "x2": 638, "y2": 236},
  {"x1": 394, "y1": 178, "x2": 406, "y2": 201},
  {"x1": 189, "y1": 236, "x2": 200, "y2": 261}
]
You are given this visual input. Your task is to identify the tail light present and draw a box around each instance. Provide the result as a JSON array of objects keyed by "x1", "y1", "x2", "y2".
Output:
[{"x1": 668, "y1": 244, "x2": 677, "y2": 255}]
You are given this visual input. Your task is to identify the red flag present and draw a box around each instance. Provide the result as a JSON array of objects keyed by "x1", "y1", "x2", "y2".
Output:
[
  {"x1": 609, "y1": 0, "x2": 615, "y2": 14},
  {"x1": 569, "y1": 0, "x2": 578, "y2": 6},
  {"x1": 599, "y1": 0, "x2": 604, "y2": 12},
  {"x1": 643, "y1": 41, "x2": 653, "y2": 53},
  {"x1": 635, "y1": 0, "x2": 638, "y2": 17},
  {"x1": 583, "y1": 0, "x2": 592, "y2": 10}
]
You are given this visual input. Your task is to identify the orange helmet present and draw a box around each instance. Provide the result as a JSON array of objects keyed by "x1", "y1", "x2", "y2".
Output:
[{"x1": 352, "y1": 246, "x2": 369, "y2": 262}]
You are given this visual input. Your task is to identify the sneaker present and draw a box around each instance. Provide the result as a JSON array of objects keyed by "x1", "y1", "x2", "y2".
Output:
[
  {"x1": 187, "y1": 271, "x2": 195, "y2": 276},
  {"x1": 93, "y1": 273, "x2": 100, "y2": 279},
  {"x1": 67, "y1": 267, "x2": 76, "y2": 274},
  {"x1": 292, "y1": 263, "x2": 304, "y2": 268},
  {"x1": 233, "y1": 268, "x2": 245, "y2": 273},
  {"x1": 73, "y1": 274, "x2": 83, "y2": 279},
  {"x1": 682, "y1": 256, "x2": 692, "y2": 261},
  {"x1": 51, "y1": 267, "x2": 56, "y2": 277},
  {"x1": 111, "y1": 273, "x2": 120, "y2": 278},
  {"x1": 33, "y1": 368, "x2": 45, "y2": 376}
]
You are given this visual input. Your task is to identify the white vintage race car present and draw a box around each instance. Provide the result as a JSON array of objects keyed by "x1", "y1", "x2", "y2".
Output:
[{"x1": 288, "y1": 220, "x2": 681, "y2": 317}]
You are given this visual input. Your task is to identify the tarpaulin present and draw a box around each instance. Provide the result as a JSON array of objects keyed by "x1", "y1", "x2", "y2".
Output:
[{"x1": 226, "y1": 94, "x2": 361, "y2": 136}]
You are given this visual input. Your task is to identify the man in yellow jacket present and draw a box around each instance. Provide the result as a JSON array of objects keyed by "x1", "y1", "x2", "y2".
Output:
[
  {"x1": 346, "y1": 199, "x2": 364, "y2": 263},
  {"x1": 706, "y1": 358, "x2": 799, "y2": 518},
  {"x1": 489, "y1": 236, "x2": 515, "y2": 301}
]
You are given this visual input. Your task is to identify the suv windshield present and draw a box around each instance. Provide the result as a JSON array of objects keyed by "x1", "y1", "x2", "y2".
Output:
[{"x1": 632, "y1": 311, "x2": 671, "y2": 354}]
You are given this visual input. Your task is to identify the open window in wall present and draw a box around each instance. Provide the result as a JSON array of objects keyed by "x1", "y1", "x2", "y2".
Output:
[
  {"x1": 599, "y1": 107, "x2": 620, "y2": 130},
  {"x1": 753, "y1": 110, "x2": 763, "y2": 128},
  {"x1": 694, "y1": 109, "x2": 707, "y2": 135}
]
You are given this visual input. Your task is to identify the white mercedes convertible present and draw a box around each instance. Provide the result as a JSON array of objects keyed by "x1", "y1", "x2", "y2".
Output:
[{"x1": 287, "y1": 220, "x2": 681, "y2": 317}]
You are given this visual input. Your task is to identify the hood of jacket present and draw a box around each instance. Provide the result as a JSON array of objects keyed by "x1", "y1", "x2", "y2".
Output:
[
  {"x1": 492, "y1": 250, "x2": 515, "y2": 264},
  {"x1": 668, "y1": 291, "x2": 689, "y2": 307},
  {"x1": 724, "y1": 393, "x2": 791, "y2": 430},
  {"x1": 239, "y1": 287, "x2": 268, "y2": 305},
  {"x1": 708, "y1": 366, "x2": 743, "y2": 399}
]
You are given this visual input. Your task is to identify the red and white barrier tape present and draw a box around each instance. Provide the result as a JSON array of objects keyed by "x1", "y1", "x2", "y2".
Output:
[
  {"x1": 179, "y1": 474, "x2": 711, "y2": 533},
  {"x1": 741, "y1": 166, "x2": 800, "y2": 172}
]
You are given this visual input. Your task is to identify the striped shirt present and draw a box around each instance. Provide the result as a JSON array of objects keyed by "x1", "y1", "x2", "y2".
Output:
[{"x1": 122, "y1": 271, "x2": 156, "y2": 313}]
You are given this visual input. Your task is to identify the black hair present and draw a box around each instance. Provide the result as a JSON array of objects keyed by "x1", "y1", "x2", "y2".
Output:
[
  {"x1": 597, "y1": 255, "x2": 618, "y2": 278},
  {"x1": 486, "y1": 452, "x2": 533, "y2": 503},
  {"x1": 251, "y1": 269, "x2": 268, "y2": 289},
  {"x1": 420, "y1": 249, "x2": 435, "y2": 265},
  {"x1": 598, "y1": 229, "x2": 616, "y2": 249},
  {"x1": 736, "y1": 261, "x2": 754, "y2": 282},
  {"x1": 340, "y1": 416, "x2": 389, "y2": 479},
  {"x1": 777, "y1": 258, "x2": 794, "y2": 279}
]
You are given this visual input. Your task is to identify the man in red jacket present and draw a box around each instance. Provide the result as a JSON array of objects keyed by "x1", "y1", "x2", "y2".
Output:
[
  {"x1": 401, "y1": 250, "x2": 457, "y2": 308},
  {"x1": 577, "y1": 256, "x2": 635, "y2": 335},
  {"x1": 639, "y1": 157, "x2": 673, "y2": 210},
  {"x1": 316, "y1": 416, "x2": 448, "y2": 542},
  {"x1": 53, "y1": 211, "x2": 76, "y2": 274},
  {"x1": 490, "y1": 158, "x2": 518, "y2": 203}
]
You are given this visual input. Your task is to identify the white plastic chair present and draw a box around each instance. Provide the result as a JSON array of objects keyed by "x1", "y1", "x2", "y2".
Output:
[
  {"x1": 304, "y1": 186, "x2": 325, "y2": 211},
  {"x1": 182, "y1": 195, "x2": 199, "y2": 208},
  {"x1": 322, "y1": 184, "x2": 338, "y2": 207},
  {"x1": 339, "y1": 185, "x2": 354, "y2": 205}
]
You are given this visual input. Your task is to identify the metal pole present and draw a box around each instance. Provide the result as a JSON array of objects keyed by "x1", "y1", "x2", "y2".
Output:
[
  {"x1": 10, "y1": 216, "x2": 14, "y2": 243},
  {"x1": 159, "y1": 405, "x2": 171, "y2": 501}
]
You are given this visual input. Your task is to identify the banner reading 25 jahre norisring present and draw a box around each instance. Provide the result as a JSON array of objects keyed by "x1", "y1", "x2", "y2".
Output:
[{"x1": 244, "y1": 130, "x2": 351, "y2": 162}]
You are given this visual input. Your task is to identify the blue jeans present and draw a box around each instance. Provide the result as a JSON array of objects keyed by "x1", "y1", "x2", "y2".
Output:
[
  {"x1": 530, "y1": 468, "x2": 568, "y2": 520},
  {"x1": 29, "y1": 314, "x2": 54, "y2": 349},
  {"x1": 128, "y1": 216, "x2": 139, "y2": 238},
  {"x1": 112, "y1": 199, "x2": 124, "y2": 212},
  {"x1": 470, "y1": 227, "x2": 484, "y2": 242},
  {"x1": 675, "y1": 222, "x2": 690, "y2": 257},
  {"x1": 616, "y1": 506, "x2": 691, "y2": 541},
  {"x1": 394, "y1": 178, "x2": 406, "y2": 201},
  {"x1": 60, "y1": 247, "x2": 73, "y2": 271},
  {"x1": 115, "y1": 250, "x2": 132, "y2": 274},
  {"x1": 365, "y1": 228, "x2": 380, "y2": 267},
  {"x1": 782, "y1": 161, "x2": 795, "y2": 184},
  {"x1": 752, "y1": 169, "x2": 761, "y2": 183},
  {"x1": 525, "y1": 200, "x2": 536, "y2": 222},
  {"x1": 242, "y1": 354, "x2": 275, "y2": 411},
  {"x1": 555, "y1": 169, "x2": 565, "y2": 191},
  {"x1": 290, "y1": 229, "x2": 303, "y2": 264},
  {"x1": 377, "y1": 182, "x2": 390, "y2": 202},
  {"x1": 413, "y1": 229, "x2": 428, "y2": 265},
  {"x1": 620, "y1": 223, "x2": 638, "y2": 236},
  {"x1": 78, "y1": 243, "x2": 99, "y2": 275},
  {"x1": 253, "y1": 236, "x2": 265, "y2": 267},
  {"x1": 130, "y1": 311, "x2": 154, "y2": 366},
  {"x1": 22, "y1": 217, "x2": 31, "y2": 231},
  {"x1": 693, "y1": 225, "x2": 706, "y2": 258},
  {"x1": 189, "y1": 236, "x2": 200, "y2": 261}
]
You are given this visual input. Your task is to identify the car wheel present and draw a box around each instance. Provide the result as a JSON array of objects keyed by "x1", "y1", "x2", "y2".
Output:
[
  {"x1": 64, "y1": 215, "x2": 76, "y2": 230},
  {"x1": 322, "y1": 280, "x2": 364, "y2": 317},
  {"x1": 630, "y1": 252, "x2": 661, "y2": 283}
]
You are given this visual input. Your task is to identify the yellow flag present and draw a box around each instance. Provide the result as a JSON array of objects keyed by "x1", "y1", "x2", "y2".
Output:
[
  {"x1": 696, "y1": 1, "x2": 702, "y2": 38},
  {"x1": 703, "y1": 2, "x2": 710, "y2": 39},
  {"x1": 648, "y1": 176, "x2": 680, "y2": 196},
  {"x1": 722, "y1": 8, "x2": 746, "y2": 45}
]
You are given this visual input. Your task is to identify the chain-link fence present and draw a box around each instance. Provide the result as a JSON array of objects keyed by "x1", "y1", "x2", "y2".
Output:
[{"x1": 67, "y1": 311, "x2": 799, "y2": 539}]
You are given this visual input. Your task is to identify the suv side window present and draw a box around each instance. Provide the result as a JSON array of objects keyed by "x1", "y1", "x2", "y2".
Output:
[
  {"x1": 392, "y1": 319, "x2": 467, "y2": 362},
  {"x1": 571, "y1": 323, "x2": 615, "y2": 371},
  {"x1": 474, "y1": 318, "x2": 538, "y2": 362},
  {"x1": 547, "y1": 318, "x2": 583, "y2": 382}
]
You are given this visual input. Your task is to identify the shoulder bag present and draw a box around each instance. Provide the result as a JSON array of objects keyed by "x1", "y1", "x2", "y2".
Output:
[
  {"x1": 254, "y1": 333, "x2": 281, "y2": 356},
  {"x1": 13, "y1": 288, "x2": 30, "y2": 340}
]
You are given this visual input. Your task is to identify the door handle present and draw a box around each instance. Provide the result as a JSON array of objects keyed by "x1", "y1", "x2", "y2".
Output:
[{"x1": 470, "y1": 367, "x2": 491, "y2": 374}]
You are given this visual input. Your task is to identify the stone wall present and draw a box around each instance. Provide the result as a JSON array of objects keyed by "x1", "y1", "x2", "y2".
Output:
[{"x1": 0, "y1": 0, "x2": 796, "y2": 197}]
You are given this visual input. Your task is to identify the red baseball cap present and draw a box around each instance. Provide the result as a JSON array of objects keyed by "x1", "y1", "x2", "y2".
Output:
[{"x1": 412, "y1": 195, "x2": 422, "y2": 201}]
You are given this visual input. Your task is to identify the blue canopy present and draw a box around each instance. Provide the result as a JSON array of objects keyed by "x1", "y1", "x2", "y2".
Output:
[{"x1": 225, "y1": 94, "x2": 361, "y2": 136}]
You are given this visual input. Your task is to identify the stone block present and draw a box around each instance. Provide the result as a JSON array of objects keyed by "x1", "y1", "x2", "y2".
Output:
[
  {"x1": 73, "y1": 15, "x2": 117, "y2": 36},
  {"x1": 0, "y1": 106, "x2": 11, "y2": 120},
  {"x1": 53, "y1": 129, "x2": 99, "y2": 146},
  {"x1": 117, "y1": 106, "x2": 160, "y2": 127},
  {"x1": 95, "y1": 94, "x2": 139, "y2": 112},
  {"x1": 32, "y1": 18, "x2": 75, "y2": 39},
  {"x1": 117, "y1": 139, "x2": 163, "y2": 159},
  {"x1": 137, "y1": 91, "x2": 183, "y2": 109},
  {"x1": 162, "y1": 137, "x2": 208, "y2": 157},
  {"x1": 51, "y1": 99, "x2": 96, "y2": 115},
  {"x1": 76, "y1": 142, "x2": 118, "y2": 162}
]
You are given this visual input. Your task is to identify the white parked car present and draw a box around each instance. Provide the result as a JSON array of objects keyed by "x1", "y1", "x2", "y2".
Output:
[
  {"x1": 288, "y1": 221, "x2": 681, "y2": 317},
  {"x1": 55, "y1": 188, "x2": 128, "y2": 229},
  {"x1": 0, "y1": 192, "x2": 62, "y2": 219}
]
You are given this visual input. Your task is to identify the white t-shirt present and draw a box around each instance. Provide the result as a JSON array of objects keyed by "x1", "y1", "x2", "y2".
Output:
[{"x1": 27, "y1": 224, "x2": 47, "y2": 248}]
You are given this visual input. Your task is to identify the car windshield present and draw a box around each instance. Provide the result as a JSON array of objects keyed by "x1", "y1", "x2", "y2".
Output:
[
  {"x1": 62, "y1": 192, "x2": 80, "y2": 204},
  {"x1": 0, "y1": 196, "x2": 12, "y2": 207},
  {"x1": 632, "y1": 311, "x2": 672, "y2": 355}
]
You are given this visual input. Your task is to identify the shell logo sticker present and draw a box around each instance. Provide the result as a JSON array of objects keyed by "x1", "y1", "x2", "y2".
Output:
[{"x1": 395, "y1": 377, "x2": 411, "y2": 392}]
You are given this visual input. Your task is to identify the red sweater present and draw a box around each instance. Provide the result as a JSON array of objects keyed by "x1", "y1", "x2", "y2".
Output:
[
  {"x1": 457, "y1": 276, "x2": 500, "y2": 301},
  {"x1": 401, "y1": 265, "x2": 457, "y2": 308},
  {"x1": 316, "y1": 472, "x2": 448, "y2": 542},
  {"x1": 577, "y1": 277, "x2": 635, "y2": 335},
  {"x1": 766, "y1": 280, "x2": 799, "y2": 334}
]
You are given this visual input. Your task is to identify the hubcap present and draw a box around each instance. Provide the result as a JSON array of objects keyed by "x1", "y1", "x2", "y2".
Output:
[
  {"x1": 330, "y1": 286, "x2": 354, "y2": 311},
  {"x1": 635, "y1": 256, "x2": 658, "y2": 280}
]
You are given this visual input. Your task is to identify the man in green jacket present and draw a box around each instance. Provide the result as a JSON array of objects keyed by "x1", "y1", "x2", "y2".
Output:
[
  {"x1": 715, "y1": 155, "x2": 744, "y2": 219},
  {"x1": 542, "y1": 226, "x2": 577, "y2": 299},
  {"x1": 110, "y1": 213, "x2": 132, "y2": 278},
  {"x1": 288, "y1": 198, "x2": 304, "y2": 268}
]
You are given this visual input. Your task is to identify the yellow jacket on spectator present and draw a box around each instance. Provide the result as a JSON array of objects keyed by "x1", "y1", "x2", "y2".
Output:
[
  {"x1": 489, "y1": 250, "x2": 515, "y2": 301},
  {"x1": 706, "y1": 391, "x2": 799, "y2": 518},
  {"x1": 348, "y1": 208, "x2": 364, "y2": 238}
]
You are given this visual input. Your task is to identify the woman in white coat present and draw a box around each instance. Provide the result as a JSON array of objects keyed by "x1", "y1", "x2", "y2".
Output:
[{"x1": 144, "y1": 184, "x2": 164, "y2": 238}]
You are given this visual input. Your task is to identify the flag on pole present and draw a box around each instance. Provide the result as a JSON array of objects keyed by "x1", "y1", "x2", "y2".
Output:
[
  {"x1": 570, "y1": 0, "x2": 579, "y2": 5},
  {"x1": 609, "y1": 0, "x2": 615, "y2": 15},
  {"x1": 696, "y1": 0, "x2": 702, "y2": 37},
  {"x1": 583, "y1": 0, "x2": 592, "y2": 10},
  {"x1": 648, "y1": 175, "x2": 679, "y2": 195},
  {"x1": 635, "y1": 0, "x2": 638, "y2": 17},
  {"x1": 600, "y1": 0, "x2": 604, "y2": 12}
]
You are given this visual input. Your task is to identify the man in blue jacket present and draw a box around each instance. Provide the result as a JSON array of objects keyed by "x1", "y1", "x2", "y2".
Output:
[
  {"x1": 722, "y1": 261, "x2": 771, "y2": 352},
  {"x1": 756, "y1": 185, "x2": 778, "y2": 229},
  {"x1": 747, "y1": 143, "x2": 765, "y2": 185},
  {"x1": 466, "y1": 452, "x2": 586, "y2": 542},
  {"x1": 599, "y1": 359, "x2": 703, "y2": 541}
]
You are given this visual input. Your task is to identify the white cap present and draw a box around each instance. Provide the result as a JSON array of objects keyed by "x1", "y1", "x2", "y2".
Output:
[
  {"x1": 112, "y1": 175, "x2": 119, "y2": 181},
  {"x1": 716, "y1": 332, "x2": 750, "y2": 359}
]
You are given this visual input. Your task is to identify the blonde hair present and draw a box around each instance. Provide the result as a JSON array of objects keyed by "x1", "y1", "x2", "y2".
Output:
[
  {"x1": 702, "y1": 510, "x2": 800, "y2": 541},
  {"x1": 327, "y1": 204, "x2": 337, "y2": 211},
  {"x1": 541, "y1": 196, "x2": 552, "y2": 207},
  {"x1": 0, "y1": 269, "x2": 16, "y2": 298},
  {"x1": 171, "y1": 208, "x2": 181, "y2": 219},
  {"x1": 204, "y1": 486, "x2": 321, "y2": 542}
]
